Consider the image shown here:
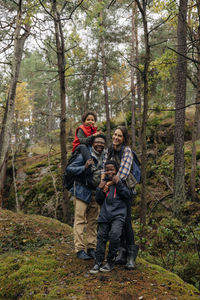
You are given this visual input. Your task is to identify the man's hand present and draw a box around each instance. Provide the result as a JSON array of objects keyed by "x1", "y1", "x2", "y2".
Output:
[
  {"x1": 112, "y1": 175, "x2": 119, "y2": 184},
  {"x1": 85, "y1": 159, "x2": 94, "y2": 169}
]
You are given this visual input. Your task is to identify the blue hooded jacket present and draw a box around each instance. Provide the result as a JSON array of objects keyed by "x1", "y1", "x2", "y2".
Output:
[
  {"x1": 96, "y1": 180, "x2": 132, "y2": 223},
  {"x1": 66, "y1": 148, "x2": 106, "y2": 204}
]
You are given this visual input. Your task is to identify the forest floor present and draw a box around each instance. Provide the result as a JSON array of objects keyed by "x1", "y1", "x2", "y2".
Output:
[{"x1": 0, "y1": 209, "x2": 200, "y2": 300}]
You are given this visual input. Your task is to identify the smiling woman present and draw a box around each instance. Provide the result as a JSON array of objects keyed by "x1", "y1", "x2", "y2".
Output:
[
  {"x1": 107, "y1": 126, "x2": 139, "y2": 270},
  {"x1": 112, "y1": 128, "x2": 124, "y2": 148}
]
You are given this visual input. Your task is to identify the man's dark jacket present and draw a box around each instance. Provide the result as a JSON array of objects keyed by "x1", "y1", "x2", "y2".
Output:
[{"x1": 66, "y1": 148, "x2": 105, "y2": 204}]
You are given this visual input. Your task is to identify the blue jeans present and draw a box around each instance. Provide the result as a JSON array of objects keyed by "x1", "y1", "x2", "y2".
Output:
[{"x1": 95, "y1": 219, "x2": 124, "y2": 263}]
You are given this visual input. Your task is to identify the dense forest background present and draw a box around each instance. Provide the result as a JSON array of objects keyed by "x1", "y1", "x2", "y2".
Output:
[{"x1": 0, "y1": 0, "x2": 200, "y2": 293}]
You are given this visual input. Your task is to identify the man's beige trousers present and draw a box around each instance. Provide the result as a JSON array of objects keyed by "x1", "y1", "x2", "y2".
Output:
[{"x1": 73, "y1": 195, "x2": 100, "y2": 253}]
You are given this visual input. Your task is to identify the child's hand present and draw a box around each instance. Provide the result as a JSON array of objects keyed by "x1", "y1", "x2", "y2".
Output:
[
  {"x1": 112, "y1": 175, "x2": 119, "y2": 184},
  {"x1": 93, "y1": 130, "x2": 102, "y2": 136},
  {"x1": 102, "y1": 181, "x2": 113, "y2": 192},
  {"x1": 99, "y1": 180, "x2": 106, "y2": 189},
  {"x1": 85, "y1": 159, "x2": 94, "y2": 169}
]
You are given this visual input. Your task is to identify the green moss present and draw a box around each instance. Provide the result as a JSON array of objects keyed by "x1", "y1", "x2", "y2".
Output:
[
  {"x1": 24, "y1": 159, "x2": 49, "y2": 175},
  {"x1": 1, "y1": 210, "x2": 200, "y2": 300}
]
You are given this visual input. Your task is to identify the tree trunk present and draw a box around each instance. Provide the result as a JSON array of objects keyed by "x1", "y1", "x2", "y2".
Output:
[
  {"x1": 0, "y1": 151, "x2": 8, "y2": 208},
  {"x1": 131, "y1": 4, "x2": 136, "y2": 148},
  {"x1": 0, "y1": 0, "x2": 30, "y2": 207},
  {"x1": 52, "y1": 0, "x2": 71, "y2": 224},
  {"x1": 85, "y1": 44, "x2": 99, "y2": 107},
  {"x1": 47, "y1": 85, "x2": 53, "y2": 143},
  {"x1": 190, "y1": 0, "x2": 200, "y2": 201},
  {"x1": 100, "y1": 11, "x2": 111, "y2": 145},
  {"x1": 135, "y1": 8, "x2": 142, "y2": 148},
  {"x1": 173, "y1": 0, "x2": 188, "y2": 216},
  {"x1": 135, "y1": 0, "x2": 150, "y2": 226}
]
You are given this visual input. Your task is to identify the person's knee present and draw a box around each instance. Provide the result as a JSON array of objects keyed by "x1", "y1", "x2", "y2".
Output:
[
  {"x1": 97, "y1": 228, "x2": 108, "y2": 241},
  {"x1": 109, "y1": 229, "x2": 121, "y2": 244}
]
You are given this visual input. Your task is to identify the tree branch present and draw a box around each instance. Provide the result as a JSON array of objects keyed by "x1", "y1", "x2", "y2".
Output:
[
  {"x1": 112, "y1": 90, "x2": 132, "y2": 107},
  {"x1": 119, "y1": 51, "x2": 143, "y2": 73},
  {"x1": 149, "y1": 101, "x2": 200, "y2": 112},
  {"x1": 167, "y1": 46, "x2": 198, "y2": 64},
  {"x1": 107, "y1": 0, "x2": 116, "y2": 9},
  {"x1": 148, "y1": 13, "x2": 172, "y2": 35}
]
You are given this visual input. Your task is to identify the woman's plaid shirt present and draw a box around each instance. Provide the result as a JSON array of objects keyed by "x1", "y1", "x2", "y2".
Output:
[{"x1": 117, "y1": 146, "x2": 133, "y2": 180}]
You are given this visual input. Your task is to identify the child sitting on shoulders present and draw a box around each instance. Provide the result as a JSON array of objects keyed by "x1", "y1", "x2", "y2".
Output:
[
  {"x1": 72, "y1": 111, "x2": 102, "y2": 161},
  {"x1": 89, "y1": 160, "x2": 132, "y2": 274}
]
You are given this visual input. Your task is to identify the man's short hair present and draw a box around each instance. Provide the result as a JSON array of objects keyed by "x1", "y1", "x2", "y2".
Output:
[{"x1": 91, "y1": 134, "x2": 106, "y2": 144}]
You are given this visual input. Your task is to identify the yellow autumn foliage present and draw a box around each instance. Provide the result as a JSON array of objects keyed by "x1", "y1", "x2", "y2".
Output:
[{"x1": 15, "y1": 82, "x2": 34, "y2": 127}]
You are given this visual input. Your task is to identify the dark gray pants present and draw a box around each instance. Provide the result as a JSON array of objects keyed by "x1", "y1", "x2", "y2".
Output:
[{"x1": 95, "y1": 219, "x2": 124, "y2": 263}]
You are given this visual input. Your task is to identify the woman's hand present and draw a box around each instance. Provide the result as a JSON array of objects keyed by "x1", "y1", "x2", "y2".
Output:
[{"x1": 112, "y1": 175, "x2": 119, "y2": 184}]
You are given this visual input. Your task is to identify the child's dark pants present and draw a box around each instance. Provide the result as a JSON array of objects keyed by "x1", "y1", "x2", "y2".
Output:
[
  {"x1": 75, "y1": 144, "x2": 91, "y2": 161},
  {"x1": 95, "y1": 219, "x2": 124, "y2": 263}
]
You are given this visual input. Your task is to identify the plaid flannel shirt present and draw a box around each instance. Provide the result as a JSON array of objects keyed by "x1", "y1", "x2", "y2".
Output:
[{"x1": 117, "y1": 146, "x2": 133, "y2": 180}]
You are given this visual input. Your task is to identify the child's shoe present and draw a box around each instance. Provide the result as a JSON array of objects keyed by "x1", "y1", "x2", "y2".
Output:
[
  {"x1": 87, "y1": 248, "x2": 96, "y2": 259},
  {"x1": 99, "y1": 261, "x2": 114, "y2": 272},
  {"x1": 89, "y1": 262, "x2": 102, "y2": 274}
]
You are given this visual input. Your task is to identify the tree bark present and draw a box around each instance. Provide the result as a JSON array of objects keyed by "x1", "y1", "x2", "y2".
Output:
[
  {"x1": 85, "y1": 44, "x2": 100, "y2": 108},
  {"x1": 0, "y1": 0, "x2": 30, "y2": 207},
  {"x1": 135, "y1": 8, "x2": 142, "y2": 148},
  {"x1": 52, "y1": 0, "x2": 71, "y2": 224},
  {"x1": 100, "y1": 11, "x2": 111, "y2": 145},
  {"x1": 135, "y1": 0, "x2": 150, "y2": 226},
  {"x1": 131, "y1": 3, "x2": 136, "y2": 148},
  {"x1": 173, "y1": 0, "x2": 188, "y2": 216},
  {"x1": 190, "y1": 0, "x2": 200, "y2": 201}
]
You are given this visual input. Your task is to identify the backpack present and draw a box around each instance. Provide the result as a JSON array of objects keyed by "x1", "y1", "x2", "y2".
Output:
[
  {"x1": 132, "y1": 151, "x2": 141, "y2": 184},
  {"x1": 63, "y1": 151, "x2": 79, "y2": 191}
]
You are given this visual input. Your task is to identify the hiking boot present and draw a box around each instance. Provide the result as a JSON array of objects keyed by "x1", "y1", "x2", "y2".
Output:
[
  {"x1": 89, "y1": 262, "x2": 102, "y2": 274},
  {"x1": 76, "y1": 250, "x2": 91, "y2": 260},
  {"x1": 115, "y1": 247, "x2": 127, "y2": 265},
  {"x1": 87, "y1": 248, "x2": 96, "y2": 259},
  {"x1": 100, "y1": 261, "x2": 115, "y2": 272},
  {"x1": 125, "y1": 245, "x2": 139, "y2": 270}
]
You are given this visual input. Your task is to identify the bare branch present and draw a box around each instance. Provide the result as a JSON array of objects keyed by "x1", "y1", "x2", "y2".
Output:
[
  {"x1": 61, "y1": 0, "x2": 85, "y2": 21},
  {"x1": 167, "y1": 46, "x2": 198, "y2": 64},
  {"x1": 148, "y1": 13, "x2": 172, "y2": 35},
  {"x1": 107, "y1": 0, "x2": 116, "y2": 9},
  {"x1": 150, "y1": 39, "x2": 168, "y2": 48},
  {"x1": 112, "y1": 90, "x2": 132, "y2": 107},
  {"x1": 149, "y1": 102, "x2": 200, "y2": 112},
  {"x1": 119, "y1": 51, "x2": 143, "y2": 73}
]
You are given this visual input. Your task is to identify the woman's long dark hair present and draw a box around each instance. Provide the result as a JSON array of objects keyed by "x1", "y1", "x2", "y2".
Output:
[
  {"x1": 107, "y1": 126, "x2": 130, "y2": 160},
  {"x1": 115, "y1": 126, "x2": 129, "y2": 146}
]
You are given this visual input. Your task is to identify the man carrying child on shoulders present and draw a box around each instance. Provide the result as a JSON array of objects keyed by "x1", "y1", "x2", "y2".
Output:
[{"x1": 66, "y1": 134, "x2": 107, "y2": 260}]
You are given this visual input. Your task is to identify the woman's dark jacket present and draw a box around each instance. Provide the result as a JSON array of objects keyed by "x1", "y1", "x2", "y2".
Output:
[{"x1": 96, "y1": 180, "x2": 132, "y2": 223}]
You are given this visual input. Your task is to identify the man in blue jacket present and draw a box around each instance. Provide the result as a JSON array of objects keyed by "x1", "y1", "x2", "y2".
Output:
[{"x1": 66, "y1": 134, "x2": 107, "y2": 260}]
